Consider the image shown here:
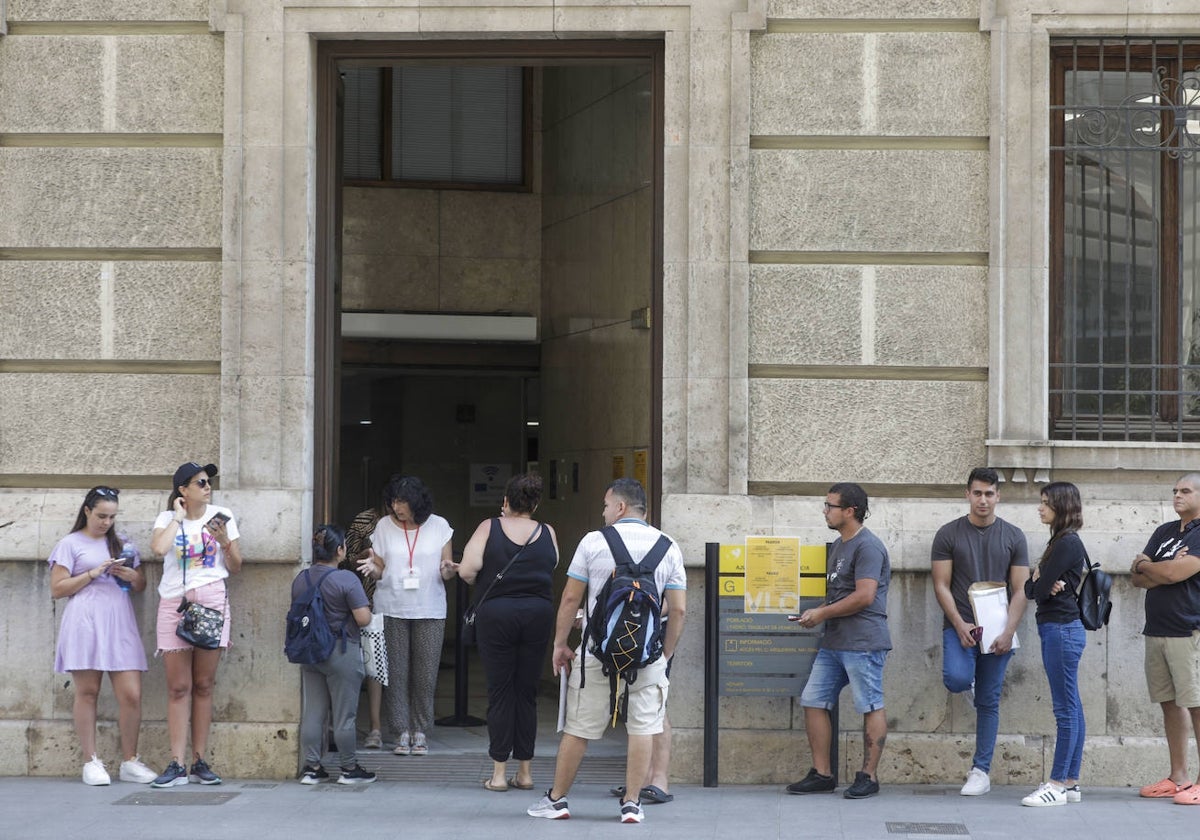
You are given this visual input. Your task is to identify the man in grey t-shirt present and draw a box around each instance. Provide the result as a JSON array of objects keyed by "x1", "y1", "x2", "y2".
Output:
[
  {"x1": 787, "y1": 482, "x2": 891, "y2": 800},
  {"x1": 931, "y1": 467, "x2": 1029, "y2": 796}
]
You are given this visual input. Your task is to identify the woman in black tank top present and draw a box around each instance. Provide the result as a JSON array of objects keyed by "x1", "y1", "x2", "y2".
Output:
[{"x1": 459, "y1": 473, "x2": 559, "y2": 791}]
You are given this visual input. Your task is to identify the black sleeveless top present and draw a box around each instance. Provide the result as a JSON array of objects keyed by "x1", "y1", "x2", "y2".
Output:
[{"x1": 473, "y1": 518, "x2": 556, "y2": 604}]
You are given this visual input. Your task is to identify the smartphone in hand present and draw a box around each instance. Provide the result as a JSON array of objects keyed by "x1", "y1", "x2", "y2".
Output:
[{"x1": 209, "y1": 512, "x2": 231, "y2": 526}]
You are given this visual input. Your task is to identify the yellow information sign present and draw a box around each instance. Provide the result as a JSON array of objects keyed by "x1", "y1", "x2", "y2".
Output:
[
  {"x1": 744, "y1": 536, "x2": 800, "y2": 614},
  {"x1": 612, "y1": 455, "x2": 626, "y2": 479},
  {"x1": 800, "y1": 545, "x2": 827, "y2": 597},
  {"x1": 718, "y1": 544, "x2": 745, "y2": 596}
]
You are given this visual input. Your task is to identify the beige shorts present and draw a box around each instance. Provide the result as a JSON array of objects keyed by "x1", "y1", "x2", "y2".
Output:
[
  {"x1": 1145, "y1": 631, "x2": 1200, "y2": 708},
  {"x1": 563, "y1": 653, "x2": 669, "y2": 741}
]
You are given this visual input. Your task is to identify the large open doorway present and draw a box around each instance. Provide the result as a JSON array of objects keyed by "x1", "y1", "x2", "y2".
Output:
[{"x1": 313, "y1": 40, "x2": 664, "y2": 755}]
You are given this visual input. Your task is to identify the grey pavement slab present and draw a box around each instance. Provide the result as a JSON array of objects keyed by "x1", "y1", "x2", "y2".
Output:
[{"x1": 2, "y1": 778, "x2": 1197, "y2": 840}]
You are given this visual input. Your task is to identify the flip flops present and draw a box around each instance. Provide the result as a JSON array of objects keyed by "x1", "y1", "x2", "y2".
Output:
[
  {"x1": 482, "y1": 779, "x2": 509, "y2": 792},
  {"x1": 608, "y1": 784, "x2": 674, "y2": 804},
  {"x1": 640, "y1": 785, "x2": 675, "y2": 804},
  {"x1": 508, "y1": 777, "x2": 535, "y2": 790},
  {"x1": 1140, "y1": 778, "x2": 1192, "y2": 798}
]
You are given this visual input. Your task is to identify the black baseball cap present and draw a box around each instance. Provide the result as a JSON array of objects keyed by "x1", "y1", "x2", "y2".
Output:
[{"x1": 172, "y1": 462, "x2": 218, "y2": 491}]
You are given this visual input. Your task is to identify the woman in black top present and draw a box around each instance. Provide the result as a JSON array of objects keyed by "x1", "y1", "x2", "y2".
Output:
[
  {"x1": 459, "y1": 473, "x2": 559, "y2": 792},
  {"x1": 1020, "y1": 481, "x2": 1087, "y2": 807}
]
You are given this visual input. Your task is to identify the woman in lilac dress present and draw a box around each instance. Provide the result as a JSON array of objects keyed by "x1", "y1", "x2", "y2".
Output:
[{"x1": 49, "y1": 486, "x2": 156, "y2": 786}]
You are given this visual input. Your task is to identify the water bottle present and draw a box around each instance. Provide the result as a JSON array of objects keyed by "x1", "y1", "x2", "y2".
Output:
[{"x1": 117, "y1": 543, "x2": 136, "y2": 592}]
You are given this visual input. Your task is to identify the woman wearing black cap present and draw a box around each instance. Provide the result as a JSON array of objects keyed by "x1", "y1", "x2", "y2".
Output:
[{"x1": 147, "y1": 461, "x2": 243, "y2": 788}]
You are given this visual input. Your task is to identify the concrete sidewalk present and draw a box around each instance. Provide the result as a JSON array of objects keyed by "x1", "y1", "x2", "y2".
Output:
[{"x1": 3, "y1": 775, "x2": 1197, "y2": 840}]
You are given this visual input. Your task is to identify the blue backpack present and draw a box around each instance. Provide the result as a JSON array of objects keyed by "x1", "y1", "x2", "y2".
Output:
[
  {"x1": 284, "y1": 567, "x2": 338, "y2": 665},
  {"x1": 584, "y1": 527, "x2": 672, "y2": 724}
]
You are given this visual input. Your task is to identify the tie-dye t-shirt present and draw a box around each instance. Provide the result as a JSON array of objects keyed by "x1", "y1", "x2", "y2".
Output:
[{"x1": 153, "y1": 505, "x2": 240, "y2": 598}]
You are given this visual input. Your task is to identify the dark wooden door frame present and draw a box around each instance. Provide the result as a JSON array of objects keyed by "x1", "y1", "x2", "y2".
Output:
[{"x1": 315, "y1": 38, "x2": 665, "y2": 525}]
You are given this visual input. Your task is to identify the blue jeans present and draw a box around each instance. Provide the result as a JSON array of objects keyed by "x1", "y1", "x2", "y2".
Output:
[
  {"x1": 1038, "y1": 620, "x2": 1086, "y2": 781},
  {"x1": 800, "y1": 648, "x2": 887, "y2": 713},
  {"x1": 942, "y1": 627, "x2": 1014, "y2": 773}
]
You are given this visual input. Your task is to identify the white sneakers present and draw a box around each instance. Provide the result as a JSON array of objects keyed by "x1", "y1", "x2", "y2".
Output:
[
  {"x1": 82, "y1": 755, "x2": 111, "y2": 786},
  {"x1": 83, "y1": 755, "x2": 158, "y2": 785},
  {"x1": 960, "y1": 767, "x2": 991, "y2": 796},
  {"x1": 118, "y1": 757, "x2": 158, "y2": 784},
  {"x1": 1022, "y1": 782, "x2": 1068, "y2": 807}
]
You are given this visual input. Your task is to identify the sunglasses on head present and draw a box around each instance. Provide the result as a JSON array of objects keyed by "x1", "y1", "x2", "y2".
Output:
[{"x1": 93, "y1": 487, "x2": 120, "y2": 499}]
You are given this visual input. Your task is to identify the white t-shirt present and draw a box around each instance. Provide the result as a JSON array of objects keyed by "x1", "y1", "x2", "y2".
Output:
[
  {"x1": 370, "y1": 513, "x2": 454, "y2": 619},
  {"x1": 566, "y1": 519, "x2": 687, "y2": 646},
  {"x1": 152, "y1": 505, "x2": 240, "y2": 599}
]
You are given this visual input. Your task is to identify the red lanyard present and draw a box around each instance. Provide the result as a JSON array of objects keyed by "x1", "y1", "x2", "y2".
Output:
[{"x1": 403, "y1": 524, "x2": 420, "y2": 571}]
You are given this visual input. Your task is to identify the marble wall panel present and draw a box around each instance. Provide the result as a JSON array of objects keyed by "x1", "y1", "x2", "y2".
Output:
[
  {"x1": 114, "y1": 35, "x2": 225, "y2": 134},
  {"x1": 873, "y1": 266, "x2": 988, "y2": 367},
  {"x1": 114, "y1": 262, "x2": 222, "y2": 360},
  {"x1": 875, "y1": 32, "x2": 990, "y2": 136},
  {"x1": 438, "y1": 258, "x2": 541, "y2": 315},
  {"x1": 750, "y1": 34, "x2": 865, "y2": 136},
  {"x1": 340, "y1": 254, "x2": 441, "y2": 312},
  {"x1": 749, "y1": 149, "x2": 989, "y2": 253},
  {"x1": 0, "y1": 262, "x2": 220, "y2": 361},
  {"x1": 7, "y1": 0, "x2": 208, "y2": 19},
  {"x1": 0, "y1": 373, "x2": 220, "y2": 475},
  {"x1": 0, "y1": 36, "x2": 104, "y2": 133},
  {"x1": 0, "y1": 148, "x2": 222, "y2": 249},
  {"x1": 749, "y1": 264, "x2": 862, "y2": 365},
  {"x1": 342, "y1": 188, "x2": 440, "y2": 259},
  {"x1": 439, "y1": 191, "x2": 541, "y2": 261},
  {"x1": 748, "y1": 378, "x2": 987, "y2": 484},
  {"x1": 0, "y1": 263, "x2": 102, "y2": 359}
]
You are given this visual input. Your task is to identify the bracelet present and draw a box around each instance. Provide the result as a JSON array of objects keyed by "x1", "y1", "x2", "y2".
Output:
[{"x1": 1135, "y1": 558, "x2": 1147, "y2": 573}]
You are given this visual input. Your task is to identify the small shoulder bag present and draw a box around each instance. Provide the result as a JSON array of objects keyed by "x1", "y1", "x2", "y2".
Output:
[{"x1": 175, "y1": 522, "x2": 226, "y2": 650}]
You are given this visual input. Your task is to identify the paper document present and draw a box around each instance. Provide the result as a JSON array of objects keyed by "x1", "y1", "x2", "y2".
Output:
[
  {"x1": 968, "y1": 582, "x2": 1020, "y2": 653},
  {"x1": 557, "y1": 668, "x2": 569, "y2": 732}
]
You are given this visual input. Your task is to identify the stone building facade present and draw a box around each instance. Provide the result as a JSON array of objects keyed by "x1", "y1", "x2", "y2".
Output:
[{"x1": 2, "y1": 0, "x2": 1198, "y2": 784}]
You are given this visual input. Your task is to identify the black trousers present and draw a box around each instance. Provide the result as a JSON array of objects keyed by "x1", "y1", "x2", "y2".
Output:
[{"x1": 475, "y1": 596, "x2": 554, "y2": 762}]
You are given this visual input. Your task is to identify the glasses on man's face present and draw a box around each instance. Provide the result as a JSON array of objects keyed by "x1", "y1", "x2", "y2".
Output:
[
  {"x1": 94, "y1": 487, "x2": 120, "y2": 499},
  {"x1": 192, "y1": 477, "x2": 211, "y2": 488},
  {"x1": 823, "y1": 502, "x2": 848, "y2": 511}
]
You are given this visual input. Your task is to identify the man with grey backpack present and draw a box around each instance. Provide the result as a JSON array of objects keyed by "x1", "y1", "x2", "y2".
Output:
[{"x1": 527, "y1": 479, "x2": 687, "y2": 825}]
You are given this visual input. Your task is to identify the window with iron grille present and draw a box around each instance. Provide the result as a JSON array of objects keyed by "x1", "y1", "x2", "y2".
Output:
[
  {"x1": 340, "y1": 65, "x2": 528, "y2": 189},
  {"x1": 1050, "y1": 39, "x2": 1200, "y2": 442}
]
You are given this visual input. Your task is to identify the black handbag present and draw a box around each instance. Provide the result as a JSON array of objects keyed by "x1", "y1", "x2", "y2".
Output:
[
  {"x1": 462, "y1": 521, "x2": 542, "y2": 645},
  {"x1": 174, "y1": 526, "x2": 226, "y2": 650}
]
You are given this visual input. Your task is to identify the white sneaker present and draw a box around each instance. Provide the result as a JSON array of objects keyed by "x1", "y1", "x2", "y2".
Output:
[
  {"x1": 82, "y1": 755, "x2": 111, "y2": 786},
  {"x1": 960, "y1": 767, "x2": 991, "y2": 796},
  {"x1": 1065, "y1": 785, "x2": 1082, "y2": 803},
  {"x1": 1022, "y1": 782, "x2": 1068, "y2": 807},
  {"x1": 118, "y1": 756, "x2": 158, "y2": 783}
]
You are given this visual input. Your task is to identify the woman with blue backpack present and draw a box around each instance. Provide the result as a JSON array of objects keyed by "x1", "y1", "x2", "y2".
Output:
[{"x1": 291, "y1": 525, "x2": 375, "y2": 785}]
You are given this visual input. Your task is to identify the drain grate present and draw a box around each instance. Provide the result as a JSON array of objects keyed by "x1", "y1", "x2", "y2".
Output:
[
  {"x1": 240, "y1": 783, "x2": 278, "y2": 790},
  {"x1": 114, "y1": 791, "x2": 240, "y2": 806},
  {"x1": 886, "y1": 823, "x2": 969, "y2": 836}
]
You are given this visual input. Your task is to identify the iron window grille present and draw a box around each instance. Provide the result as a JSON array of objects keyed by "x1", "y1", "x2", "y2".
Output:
[{"x1": 1050, "y1": 38, "x2": 1200, "y2": 441}]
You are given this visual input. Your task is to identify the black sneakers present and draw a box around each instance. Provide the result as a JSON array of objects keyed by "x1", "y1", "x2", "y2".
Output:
[
  {"x1": 786, "y1": 768, "x2": 836, "y2": 794},
  {"x1": 843, "y1": 771, "x2": 880, "y2": 799},
  {"x1": 189, "y1": 757, "x2": 222, "y2": 785},
  {"x1": 299, "y1": 765, "x2": 329, "y2": 785},
  {"x1": 337, "y1": 764, "x2": 377, "y2": 785}
]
